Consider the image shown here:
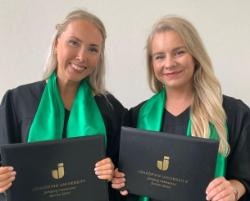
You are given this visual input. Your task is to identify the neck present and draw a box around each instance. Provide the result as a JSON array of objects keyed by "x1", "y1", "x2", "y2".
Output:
[
  {"x1": 165, "y1": 86, "x2": 193, "y2": 116},
  {"x1": 58, "y1": 79, "x2": 80, "y2": 110}
]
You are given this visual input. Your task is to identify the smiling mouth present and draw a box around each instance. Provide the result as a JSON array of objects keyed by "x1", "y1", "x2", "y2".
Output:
[
  {"x1": 165, "y1": 70, "x2": 181, "y2": 76},
  {"x1": 71, "y1": 63, "x2": 87, "y2": 71}
]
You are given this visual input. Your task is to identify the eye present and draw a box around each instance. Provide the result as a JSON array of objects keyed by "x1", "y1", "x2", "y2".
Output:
[
  {"x1": 88, "y1": 46, "x2": 99, "y2": 54},
  {"x1": 153, "y1": 54, "x2": 165, "y2": 61},
  {"x1": 68, "y1": 39, "x2": 80, "y2": 47},
  {"x1": 175, "y1": 50, "x2": 186, "y2": 57}
]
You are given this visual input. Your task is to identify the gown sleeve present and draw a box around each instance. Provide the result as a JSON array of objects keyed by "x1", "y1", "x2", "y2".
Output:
[
  {"x1": 223, "y1": 96, "x2": 250, "y2": 200},
  {"x1": 0, "y1": 90, "x2": 19, "y2": 147},
  {"x1": 95, "y1": 93, "x2": 128, "y2": 201},
  {"x1": 95, "y1": 94, "x2": 128, "y2": 166},
  {"x1": 0, "y1": 90, "x2": 19, "y2": 201},
  {"x1": 0, "y1": 81, "x2": 45, "y2": 149}
]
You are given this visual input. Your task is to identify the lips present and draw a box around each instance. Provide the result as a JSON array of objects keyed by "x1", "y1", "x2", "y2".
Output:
[
  {"x1": 166, "y1": 72, "x2": 179, "y2": 76},
  {"x1": 70, "y1": 63, "x2": 87, "y2": 72},
  {"x1": 164, "y1": 70, "x2": 182, "y2": 77}
]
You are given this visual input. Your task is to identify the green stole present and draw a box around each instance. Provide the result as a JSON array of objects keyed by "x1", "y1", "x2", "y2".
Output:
[
  {"x1": 28, "y1": 72, "x2": 106, "y2": 142},
  {"x1": 137, "y1": 88, "x2": 226, "y2": 201}
]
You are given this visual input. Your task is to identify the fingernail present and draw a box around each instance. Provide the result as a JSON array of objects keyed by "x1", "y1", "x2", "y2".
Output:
[{"x1": 11, "y1": 171, "x2": 16, "y2": 176}]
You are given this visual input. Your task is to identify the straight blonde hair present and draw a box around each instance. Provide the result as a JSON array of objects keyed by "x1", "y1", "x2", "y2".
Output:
[
  {"x1": 43, "y1": 9, "x2": 107, "y2": 95},
  {"x1": 146, "y1": 16, "x2": 229, "y2": 155}
]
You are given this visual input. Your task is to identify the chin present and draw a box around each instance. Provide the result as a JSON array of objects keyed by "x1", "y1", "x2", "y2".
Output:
[
  {"x1": 68, "y1": 72, "x2": 89, "y2": 82},
  {"x1": 164, "y1": 81, "x2": 182, "y2": 89}
]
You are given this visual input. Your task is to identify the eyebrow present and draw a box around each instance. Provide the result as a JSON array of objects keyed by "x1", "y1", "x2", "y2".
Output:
[
  {"x1": 68, "y1": 35, "x2": 100, "y2": 48},
  {"x1": 89, "y1": 44, "x2": 100, "y2": 48},
  {"x1": 173, "y1": 46, "x2": 186, "y2": 51},
  {"x1": 152, "y1": 45, "x2": 186, "y2": 57}
]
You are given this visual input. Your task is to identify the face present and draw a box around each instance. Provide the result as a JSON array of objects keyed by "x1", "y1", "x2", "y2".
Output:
[
  {"x1": 55, "y1": 19, "x2": 103, "y2": 85},
  {"x1": 151, "y1": 30, "x2": 195, "y2": 91}
]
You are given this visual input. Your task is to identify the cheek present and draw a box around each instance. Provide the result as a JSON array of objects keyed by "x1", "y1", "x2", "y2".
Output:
[
  {"x1": 56, "y1": 45, "x2": 66, "y2": 62},
  {"x1": 188, "y1": 61, "x2": 195, "y2": 75},
  {"x1": 56, "y1": 54, "x2": 66, "y2": 70},
  {"x1": 182, "y1": 56, "x2": 195, "y2": 73},
  {"x1": 90, "y1": 55, "x2": 101, "y2": 68},
  {"x1": 152, "y1": 65, "x2": 162, "y2": 82},
  {"x1": 184, "y1": 62, "x2": 195, "y2": 83},
  {"x1": 56, "y1": 43, "x2": 76, "y2": 60},
  {"x1": 152, "y1": 62, "x2": 160, "y2": 73}
]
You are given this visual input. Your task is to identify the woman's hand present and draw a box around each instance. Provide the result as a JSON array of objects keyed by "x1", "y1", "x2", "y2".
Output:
[
  {"x1": 111, "y1": 168, "x2": 128, "y2": 196},
  {"x1": 94, "y1": 157, "x2": 114, "y2": 181},
  {"x1": 0, "y1": 166, "x2": 16, "y2": 193},
  {"x1": 206, "y1": 177, "x2": 243, "y2": 201}
]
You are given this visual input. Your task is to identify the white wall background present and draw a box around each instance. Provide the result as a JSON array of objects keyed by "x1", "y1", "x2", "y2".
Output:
[{"x1": 0, "y1": 0, "x2": 249, "y2": 107}]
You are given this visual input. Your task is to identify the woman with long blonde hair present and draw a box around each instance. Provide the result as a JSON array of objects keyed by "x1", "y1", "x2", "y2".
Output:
[
  {"x1": 112, "y1": 16, "x2": 250, "y2": 201},
  {"x1": 0, "y1": 9, "x2": 126, "y2": 201}
]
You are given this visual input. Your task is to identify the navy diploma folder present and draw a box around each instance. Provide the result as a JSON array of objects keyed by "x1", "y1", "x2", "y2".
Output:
[
  {"x1": 119, "y1": 127, "x2": 219, "y2": 201},
  {"x1": 0, "y1": 135, "x2": 108, "y2": 201}
]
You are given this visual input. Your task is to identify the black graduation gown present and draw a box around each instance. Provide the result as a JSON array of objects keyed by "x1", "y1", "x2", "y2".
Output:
[
  {"x1": 0, "y1": 80, "x2": 127, "y2": 201},
  {"x1": 125, "y1": 95, "x2": 250, "y2": 201}
]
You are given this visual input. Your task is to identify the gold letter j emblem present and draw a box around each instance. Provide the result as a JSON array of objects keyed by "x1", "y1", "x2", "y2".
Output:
[
  {"x1": 52, "y1": 163, "x2": 64, "y2": 179},
  {"x1": 157, "y1": 156, "x2": 170, "y2": 171}
]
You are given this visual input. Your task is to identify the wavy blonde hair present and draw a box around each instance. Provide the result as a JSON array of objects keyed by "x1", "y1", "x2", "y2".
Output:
[
  {"x1": 43, "y1": 9, "x2": 107, "y2": 95},
  {"x1": 146, "y1": 16, "x2": 229, "y2": 155}
]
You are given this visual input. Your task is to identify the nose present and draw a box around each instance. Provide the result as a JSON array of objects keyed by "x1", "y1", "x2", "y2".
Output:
[
  {"x1": 76, "y1": 47, "x2": 87, "y2": 62},
  {"x1": 164, "y1": 55, "x2": 176, "y2": 68}
]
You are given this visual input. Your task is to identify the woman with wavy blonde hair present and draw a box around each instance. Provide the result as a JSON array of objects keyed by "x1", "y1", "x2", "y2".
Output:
[
  {"x1": 112, "y1": 16, "x2": 250, "y2": 201},
  {"x1": 146, "y1": 16, "x2": 229, "y2": 156}
]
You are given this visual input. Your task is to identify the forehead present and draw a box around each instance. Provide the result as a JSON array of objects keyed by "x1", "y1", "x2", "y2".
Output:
[
  {"x1": 151, "y1": 30, "x2": 185, "y2": 52},
  {"x1": 61, "y1": 19, "x2": 103, "y2": 44}
]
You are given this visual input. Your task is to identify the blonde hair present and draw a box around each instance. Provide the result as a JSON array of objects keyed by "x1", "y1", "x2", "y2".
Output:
[
  {"x1": 146, "y1": 16, "x2": 229, "y2": 155},
  {"x1": 43, "y1": 9, "x2": 107, "y2": 95}
]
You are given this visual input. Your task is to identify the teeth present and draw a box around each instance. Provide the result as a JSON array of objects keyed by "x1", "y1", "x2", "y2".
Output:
[{"x1": 71, "y1": 64, "x2": 86, "y2": 71}]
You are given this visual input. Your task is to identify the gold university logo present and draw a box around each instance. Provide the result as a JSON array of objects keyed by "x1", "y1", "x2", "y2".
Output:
[
  {"x1": 52, "y1": 163, "x2": 64, "y2": 179},
  {"x1": 157, "y1": 156, "x2": 170, "y2": 171}
]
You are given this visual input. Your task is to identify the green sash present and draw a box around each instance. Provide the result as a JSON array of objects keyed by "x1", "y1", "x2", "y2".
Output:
[
  {"x1": 28, "y1": 72, "x2": 106, "y2": 142},
  {"x1": 137, "y1": 88, "x2": 226, "y2": 201}
]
